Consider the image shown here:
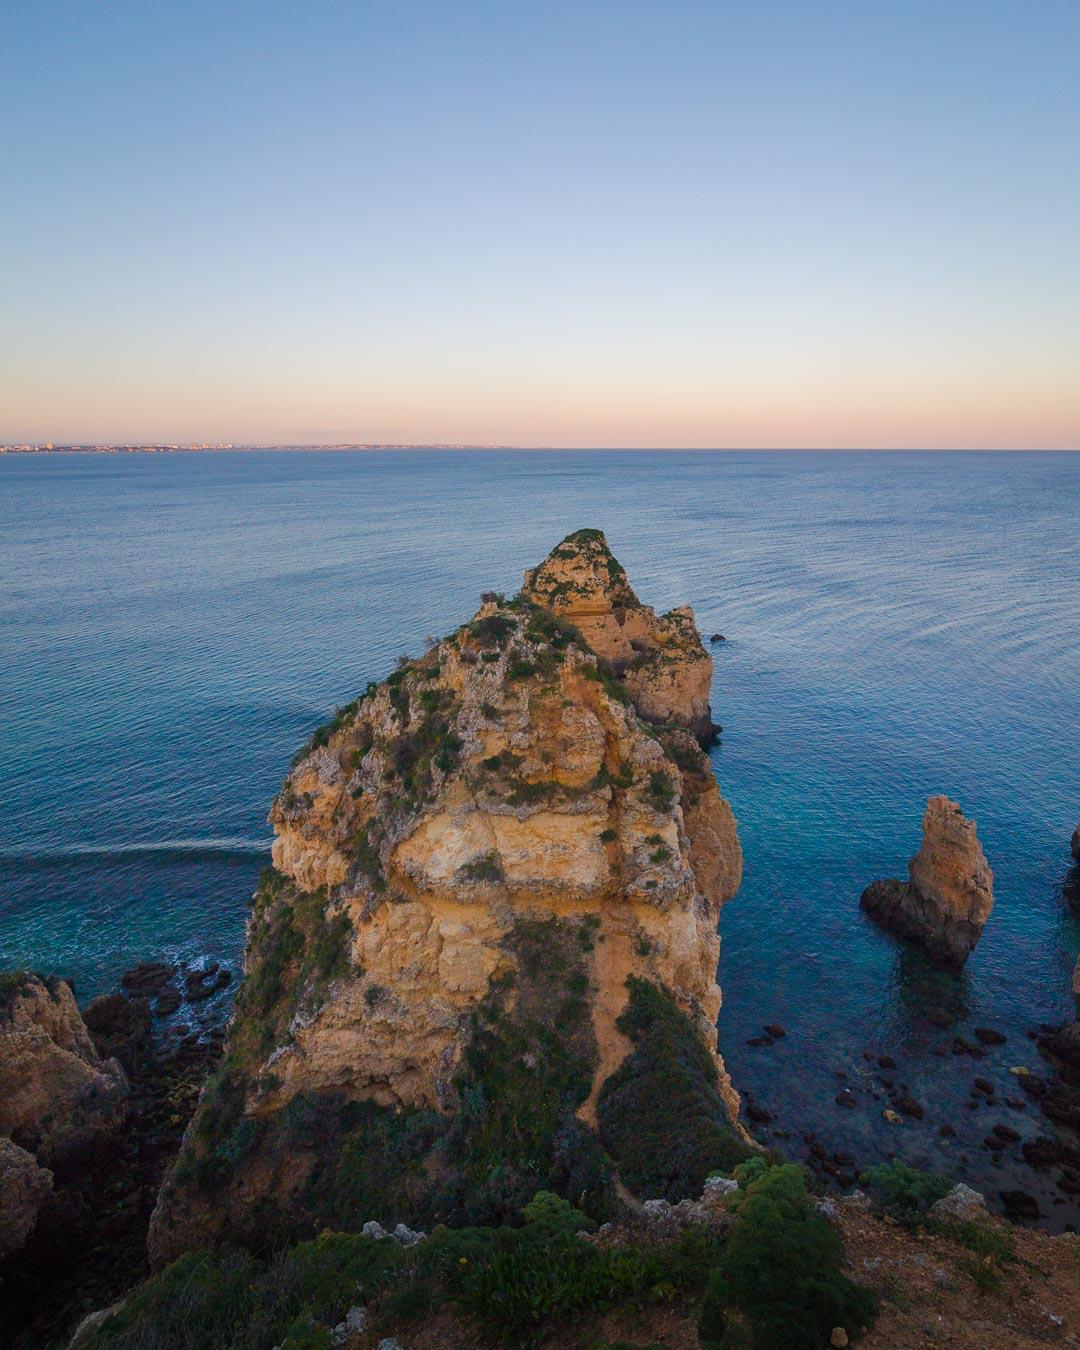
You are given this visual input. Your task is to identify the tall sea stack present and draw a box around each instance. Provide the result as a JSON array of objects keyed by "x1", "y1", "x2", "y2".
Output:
[
  {"x1": 861, "y1": 795, "x2": 994, "y2": 967},
  {"x1": 149, "y1": 529, "x2": 746, "y2": 1261}
]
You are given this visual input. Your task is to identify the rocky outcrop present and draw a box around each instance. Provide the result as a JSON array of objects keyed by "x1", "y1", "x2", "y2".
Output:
[
  {"x1": 0, "y1": 974, "x2": 128, "y2": 1170},
  {"x1": 0, "y1": 972, "x2": 127, "y2": 1273},
  {"x1": 0, "y1": 1137, "x2": 52, "y2": 1259},
  {"x1": 1072, "y1": 822, "x2": 1080, "y2": 862},
  {"x1": 150, "y1": 530, "x2": 745, "y2": 1261},
  {"x1": 521, "y1": 529, "x2": 721, "y2": 745},
  {"x1": 860, "y1": 796, "x2": 993, "y2": 967}
]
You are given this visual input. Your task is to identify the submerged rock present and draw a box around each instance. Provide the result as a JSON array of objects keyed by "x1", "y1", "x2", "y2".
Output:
[
  {"x1": 860, "y1": 796, "x2": 994, "y2": 966},
  {"x1": 150, "y1": 529, "x2": 748, "y2": 1262}
]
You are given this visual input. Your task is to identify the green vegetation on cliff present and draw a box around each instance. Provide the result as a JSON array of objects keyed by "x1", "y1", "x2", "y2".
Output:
[
  {"x1": 598, "y1": 977, "x2": 751, "y2": 1201},
  {"x1": 165, "y1": 914, "x2": 612, "y2": 1245}
]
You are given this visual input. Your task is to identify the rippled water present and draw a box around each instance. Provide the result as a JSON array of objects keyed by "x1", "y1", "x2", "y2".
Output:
[{"x1": 1, "y1": 450, "x2": 1077, "y2": 1222}]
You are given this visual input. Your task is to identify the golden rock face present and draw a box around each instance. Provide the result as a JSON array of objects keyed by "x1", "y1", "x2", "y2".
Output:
[
  {"x1": 522, "y1": 529, "x2": 719, "y2": 744},
  {"x1": 861, "y1": 795, "x2": 994, "y2": 967},
  {"x1": 261, "y1": 532, "x2": 739, "y2": 1121},
  {"x1": 150, "y1": 530, "x2": 743, "y2": 1258}
]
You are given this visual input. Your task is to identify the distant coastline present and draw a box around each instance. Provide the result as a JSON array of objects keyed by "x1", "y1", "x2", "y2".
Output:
[{"x1": 0, "y1": 442, "x2": 513, "y2": 454}]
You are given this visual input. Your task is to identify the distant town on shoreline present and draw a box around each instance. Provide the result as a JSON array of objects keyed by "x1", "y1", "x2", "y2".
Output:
[{"x1": 0, "y1": 442, "x2": 516, "y2": 454}]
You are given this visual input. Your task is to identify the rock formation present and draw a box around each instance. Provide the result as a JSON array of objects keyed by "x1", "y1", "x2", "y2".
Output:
[
  {"x1": 0, "y1": 973, "x2": 129, "y2": 1171},
  {"x1": 860, "y1": 796, "x2": 994, "y2": 967},
  {"x1": 0, "y1": 972, "x2": 129, "y2": 1275},
  {"x1": 1072, "y1": 822, "x2": 1080, "y2": 863},
  {"x1": 0, "y1": 1137, "x2": 52, "y2": 1259},
  {"x1": 150, "y1": 529, "x2": 745, "y2": 1261},
  {"x1": 521, "y1": 529, "x2": 721, "y2": 745}
]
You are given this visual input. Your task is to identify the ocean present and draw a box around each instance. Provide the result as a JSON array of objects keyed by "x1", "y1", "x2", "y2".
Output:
[{"x1": 1, "y1": 449, "x2": 1077, "y2": 1222}]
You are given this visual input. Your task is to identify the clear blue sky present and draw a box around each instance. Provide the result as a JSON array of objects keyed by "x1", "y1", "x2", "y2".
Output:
[{"x1": 3, "y1": 0, "x2": 1078, "y2": 446}]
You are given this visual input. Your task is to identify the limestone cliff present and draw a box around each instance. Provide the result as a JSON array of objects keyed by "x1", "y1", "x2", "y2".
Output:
[
  {"x1": 861, "y1": 796, "x2": 994, "y2": 967},
  {"x1": 0, "y1": 972, "x2": 130, "y2": 1270},
  {"x1": 0, "y1": 1138, "x2": 52, "y2": 1260},
  {"x1": 150, "y1": 530, "x2": 745, "y2": 1261},
  {"x1": 0, "y1": 974, "x2": 128, "y2": 1172},
  {"x1": 521, "y1": 529, "x2": 720, "y2": 745}
]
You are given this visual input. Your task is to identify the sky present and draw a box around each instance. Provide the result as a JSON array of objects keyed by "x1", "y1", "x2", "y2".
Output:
[{"x1": 2, "y1": 1, "x2": 1079, "y2": 449}]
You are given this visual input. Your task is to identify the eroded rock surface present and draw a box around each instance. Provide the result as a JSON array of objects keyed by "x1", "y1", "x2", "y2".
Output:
[
  {"x1": 521, "y1": 529, "x2": 721, "y2": 745},
  {"x1": 150, "y1": 530, "x2": 745, "y2": 1261},
  {"x1": 0, "y1": 974, "x2": 128, "y2": 1170},
  {"x1": 0, "y1": 1137, "x2": 52, "y2": 1259},
  {"x1": 861, "y1": 796, "x2": 993, "y2": 966}
]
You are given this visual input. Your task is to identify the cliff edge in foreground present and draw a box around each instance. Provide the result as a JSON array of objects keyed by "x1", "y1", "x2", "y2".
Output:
[
  {"x1": 149, "y1": 529, "x2": 745, "y2": 1261},
  {"x1": 861, "y1": 796, "x2": 994, "y2": 967}
]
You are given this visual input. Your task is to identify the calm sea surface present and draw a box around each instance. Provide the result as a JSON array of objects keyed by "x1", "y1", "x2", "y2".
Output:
[{"x1": 1, "y1": 450, "x2": 1078, "y2": 1220}]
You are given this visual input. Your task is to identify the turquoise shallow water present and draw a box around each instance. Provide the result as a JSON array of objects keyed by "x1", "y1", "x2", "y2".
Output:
[{"x1": 1, "y1": 450, "x2": 1077, "y2": 1221}]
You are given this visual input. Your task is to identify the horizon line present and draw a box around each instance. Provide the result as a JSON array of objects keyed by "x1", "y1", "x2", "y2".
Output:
[{"x1": 3, "y1": 443, "x2": 1079, "y2": 455}]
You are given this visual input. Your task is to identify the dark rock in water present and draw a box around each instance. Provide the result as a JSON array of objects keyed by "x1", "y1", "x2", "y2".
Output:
[
  {"x1": 1072, "y1": 821, "x2": 1080, "y2": 862},
  {"x1": 1042, "y1": 1086, "x2": 1080, "y2": 1131},
  {"x1": 763, "y1": 1023, "x2": 785, "y2": 1039},
  {"x1": 991, "y1": 1123, "x2": 1021, "y2": 1143},
  {"x1": 896, "y1": 1095, "x2": 924, "y2": 1119},
  {"x1": 83, "y1": 993, "x2": 152, "y2": 1079},
  {"x1": 1022, "y1": 1136, "x2": 1068, "y2": 1168},
  {"x1": 833, "y1": 1150, "x2": 855, "y2": 1167},
  {"x1": 1018, "y1": 1074, "x2": 1046, "y2": 1099},
  {"x1": 835, "y1": 1090, "x2": 857, "y2": 1109},
  {"x1": 974, "y1": 1027, "x2": 1007, "y2": 1046},
  {"x1": 860, "y1": 797, "x2": 993, "y2": 967},
  {"x1": 1000, "y1": 1189, "x2": 1040, "y2": 1220},
  {"x1": 953, "y1": 1037, "x2": 974, "y2": 1056},
  {"x1": 972, "y1": 1077, "x2": 994, "y2": 1096},
  {"x1": 878, "y1": 1055, "x2": 897, "y2": 1071},
  {"x1": 120, "y1": 962, "x2": 174, "y2": 997},
  {"x1": 746, "y1": 1036, "x2": 769, "y2": 1047},
  {"x1": 746, "y1": 1103, "x2": 773, "y2": 1124},
  {"x1": 153, "y1": 987, "x2": 183, "y2": 1017},
  {"x1": 939, "y1": 1123, "x2": 957, "y2": 1138},
  {"x1": 709, "y1": 633, "x2": 725, "y2": 643},
  {"x1": 184, "y1": 968, "x2": 232, "y2": 1002},
  {"x1": 926, "y1": 1007, "x2": 953, "y2": 1029}
]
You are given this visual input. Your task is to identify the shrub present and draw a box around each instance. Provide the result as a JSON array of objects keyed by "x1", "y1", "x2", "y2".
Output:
[
  {"x1": 858, "y1": 1161, "x2": 951, "y2": 1222},
  {"x1": 698, "y1": 1164, "x2": 877, "y2": 1350},
  {"x1": 471, "y1": 613, "x2": 516, "y2": 647},
  {"x1": 458, "y1": 852, "x2": 504, "y2": 884},
  {"x1": 598, "y1": 977, "x2": 750, "y2": 1201},
  {"x1": 645, "y1": 771, "x2": 675, "y2": 812}
]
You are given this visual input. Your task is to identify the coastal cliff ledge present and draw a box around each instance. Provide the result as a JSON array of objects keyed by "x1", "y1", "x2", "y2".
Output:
[{"x1": 149, "y1": 529, "x2": 746, "y2": 1261}]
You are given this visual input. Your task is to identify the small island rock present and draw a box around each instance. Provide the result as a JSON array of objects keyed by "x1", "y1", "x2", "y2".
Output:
[{"x1": 860, "y1": 796, "x2": 993, "y2": 966}]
